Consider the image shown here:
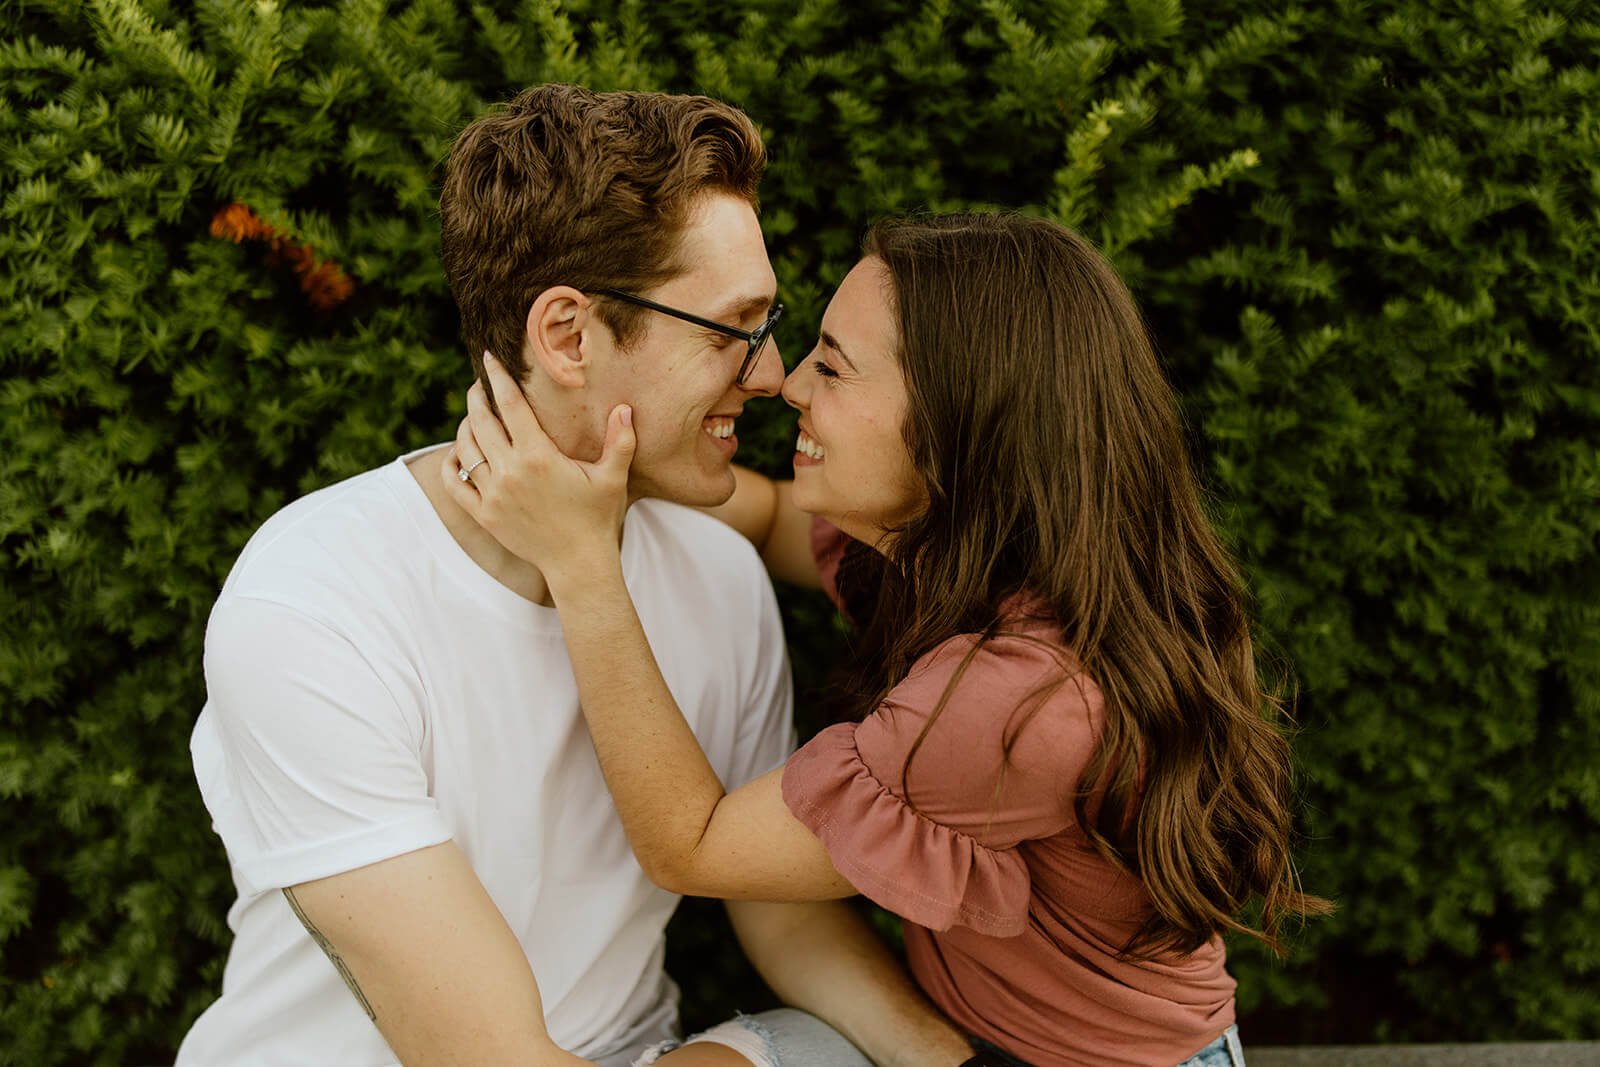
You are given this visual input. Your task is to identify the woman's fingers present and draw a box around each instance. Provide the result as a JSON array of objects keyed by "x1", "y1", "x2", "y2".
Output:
[
  {"x1": 466, "y1": 379, "x2": 512, "y2": 464},
  {"x1": 455, "y1": 416, "x2": 487, "y2": 480},
  {"x1": 597, "y1": 404, "x2": 636, "y2": 486},
  {"x1": 480, "y1": 351, "x2": 554, "y2": 455},
  {"x1": 440, "y1": 358, "x2": 635, "y2": 581},
  {"x1": 438, "y1": 444, "x2": 465, "y2": 502},
  {"x1": 441, "y1": 418, "x2": 487, "y2": 507}
]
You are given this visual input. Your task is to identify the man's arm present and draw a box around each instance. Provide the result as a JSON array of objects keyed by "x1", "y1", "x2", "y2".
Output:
[
  {"x1": 284, "y1": 842, "x2": 592, "y2": 1067},
  {"x1": 202, "y1": 593, "x2": 590, "y2": 1065},
  {"x1": 700, "y1": 466, "x2": 820, "y2": 589},
  {"x1": 725, "y1": 899, "x2": 973, "y2": 1067}
]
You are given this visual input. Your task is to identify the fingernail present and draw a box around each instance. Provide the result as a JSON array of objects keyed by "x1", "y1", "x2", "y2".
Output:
[{"x1": 620, "y1": 405, "x2": 632, "y2": 427}]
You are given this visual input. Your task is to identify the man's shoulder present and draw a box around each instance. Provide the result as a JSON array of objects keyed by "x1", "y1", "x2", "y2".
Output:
[{"x1": 221, "y1": 458, "x2": 420, "y2": 608}]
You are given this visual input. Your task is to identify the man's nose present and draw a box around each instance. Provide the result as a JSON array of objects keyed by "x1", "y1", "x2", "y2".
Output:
[{"x1": 740, "y1": 336, "x2": 785, "y2": 397}]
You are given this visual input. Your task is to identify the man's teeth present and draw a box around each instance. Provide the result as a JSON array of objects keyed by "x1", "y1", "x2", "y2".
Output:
[
  {"x1": 796, "y1": 431, "x2": 825, "y2": 460},
  {"x1": 705, "y1": 417, "x2": 735, "y2": 439}
]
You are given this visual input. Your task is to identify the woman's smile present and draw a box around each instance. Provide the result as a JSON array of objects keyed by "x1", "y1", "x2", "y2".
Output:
[
  {"x1": 780, "y1": 257, "x2": 924, "y2": 544},
  {"x1": 794, "y1": 428, "x2": 825, "y2": 465}
]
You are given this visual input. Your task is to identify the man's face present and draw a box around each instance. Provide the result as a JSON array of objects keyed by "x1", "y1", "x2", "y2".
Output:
[{"x1": 586, "y1": 193, "x2": 785, "y2": 507}]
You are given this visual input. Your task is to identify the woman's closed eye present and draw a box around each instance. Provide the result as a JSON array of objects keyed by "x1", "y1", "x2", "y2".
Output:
[{"x1": 811, "y1": 358, "x2": 839, "y2": 379}]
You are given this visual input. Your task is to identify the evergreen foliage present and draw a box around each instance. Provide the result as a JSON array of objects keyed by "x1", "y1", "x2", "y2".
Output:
[{"x1": 1, "y1": 1, "x2": 1595, "y2": 1060}]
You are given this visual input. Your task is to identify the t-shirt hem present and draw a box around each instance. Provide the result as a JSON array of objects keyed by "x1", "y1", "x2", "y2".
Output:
[{"x1": 235, "y1": 812, "x2": 453, "y2": 895}]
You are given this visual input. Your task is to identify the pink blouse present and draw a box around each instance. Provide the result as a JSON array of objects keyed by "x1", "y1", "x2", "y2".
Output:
[{"x1": 781, "y1": 520, "x2": 1235, "y2": 1067}]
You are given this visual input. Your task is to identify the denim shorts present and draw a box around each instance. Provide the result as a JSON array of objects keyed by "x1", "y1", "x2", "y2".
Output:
[
  {"x1": 1177, "y1": 1025, "x2": 1246, "y2": 1067},
  {"x1": 632, "y1": 1008, "x2": 871, "y2": 1067},
  {"x1": 631, "y1": 1015, "x2": 1245, "y2": 1067},
  {"x1": 972, "y1": 1023, "x2": 1245, "y2": 1067}
]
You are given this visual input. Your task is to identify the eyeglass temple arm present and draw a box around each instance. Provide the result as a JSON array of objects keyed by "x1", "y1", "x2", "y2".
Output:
[{"x1": 595, "y1": 289, "x2": 755, "y2": 341}]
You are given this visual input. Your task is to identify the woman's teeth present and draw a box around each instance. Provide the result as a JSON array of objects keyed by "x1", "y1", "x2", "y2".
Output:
[
  {"x1": 796, "y1": 431, "x2": 825, "y2": 460},
  {"x1": 704, "y1": 417, "x2": 735, "y2": 439}
]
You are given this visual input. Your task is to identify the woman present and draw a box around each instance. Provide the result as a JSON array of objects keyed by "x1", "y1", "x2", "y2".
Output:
[{"x1": 446, "y1": 213, "x2": 1328, "y2": 1066}]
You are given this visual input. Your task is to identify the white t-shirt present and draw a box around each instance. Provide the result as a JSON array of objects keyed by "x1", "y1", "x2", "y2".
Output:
[{"x1": 178, "y1": 449, "x2": 794, "y2": 1066}]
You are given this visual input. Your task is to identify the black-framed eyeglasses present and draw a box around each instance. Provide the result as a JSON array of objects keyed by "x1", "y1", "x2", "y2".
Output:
[{"x1": 596, "y1": 289, "x2": 783, "y2": 386}]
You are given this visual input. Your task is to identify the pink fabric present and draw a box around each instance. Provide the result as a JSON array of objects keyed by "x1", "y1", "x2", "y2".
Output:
[
  {"x1": 783, "y1": 519, "x2": 1236, "y2": 1067},
  {"x1": 808, "y1": 513, "x2": 851, "y2": 617},
  {"x1": 785, "y1": 723, "x2": 1034, "y2": 938}
]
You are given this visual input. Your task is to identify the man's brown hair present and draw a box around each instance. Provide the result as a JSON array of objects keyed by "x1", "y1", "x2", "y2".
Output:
[{"x1": 439, "y1": 84, "x2": 766, "y2": 381}]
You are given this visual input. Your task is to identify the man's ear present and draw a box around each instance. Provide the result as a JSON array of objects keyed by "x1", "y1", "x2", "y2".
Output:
[{"x1": 524, "y1": 285, "x2": 593, "y2": 388}]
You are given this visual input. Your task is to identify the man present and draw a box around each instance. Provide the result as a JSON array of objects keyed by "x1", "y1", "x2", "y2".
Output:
[{"x1": 178, "y1": 85, "x2": 974, "y2": 1066}]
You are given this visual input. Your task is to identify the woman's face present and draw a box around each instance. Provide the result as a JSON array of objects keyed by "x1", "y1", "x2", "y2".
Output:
[{"x1": 782, "y1": 256, "x2": 926, "y2": 547}]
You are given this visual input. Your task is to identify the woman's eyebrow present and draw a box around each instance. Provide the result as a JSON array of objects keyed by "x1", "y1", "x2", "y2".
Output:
[{"x1": 819, "y1": 330, "x2": 859, "y2": 372}]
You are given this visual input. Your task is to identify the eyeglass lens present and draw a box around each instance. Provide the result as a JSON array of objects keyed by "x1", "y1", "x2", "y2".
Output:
[{"x1": 738, "y1": 305, "x2": 783, "y2": 384}]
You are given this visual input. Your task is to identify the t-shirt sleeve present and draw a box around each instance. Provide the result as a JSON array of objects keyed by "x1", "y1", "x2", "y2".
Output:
[
  {"x1": 781, "y1": 633, "x2": 1095, "y2": 937},
  {"x1": 195, "y1": 594, "x2": 451, "y2": 897}
]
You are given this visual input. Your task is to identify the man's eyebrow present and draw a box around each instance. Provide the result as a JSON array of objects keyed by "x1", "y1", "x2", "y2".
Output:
[
  {"x1": 819, "y1": 330, "x2": 859, "y2": 372},
  {"x1": 710, "y1": 295, "x2": 774, "y2": 325}
]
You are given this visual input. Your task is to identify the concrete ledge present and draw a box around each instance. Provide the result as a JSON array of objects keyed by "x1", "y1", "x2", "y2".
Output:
[{"x1": 1249, "y1": 1044, "x2": 1600, "y2": 1066}]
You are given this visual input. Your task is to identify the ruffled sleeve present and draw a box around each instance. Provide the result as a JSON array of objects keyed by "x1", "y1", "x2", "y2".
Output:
[
  {"x1": 783, "y1": 722, "x2": 1032, "y2": 937},
  {"x1": 782, "y1": 629, "x2": 1100, "y2": 938}
]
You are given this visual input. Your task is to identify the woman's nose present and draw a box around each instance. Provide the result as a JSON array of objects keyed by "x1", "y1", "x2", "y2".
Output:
[{"x1": 781, "y1": 360, "x2": 809, "y2": 410}]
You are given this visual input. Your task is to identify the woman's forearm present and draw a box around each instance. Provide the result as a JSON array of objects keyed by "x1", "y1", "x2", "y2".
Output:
[
  {"x1": 544, "y1": 562, "x2": 728, "y2": 889},
  {"x1": 760, "y1": 480, "x2": 823, "y2": 589},
  {"x1": 701, "y1": 469, "x2": 822, "y2": 589},
  {"x1": 699, "y1": 465, "x2": 778, "y2": 548}
]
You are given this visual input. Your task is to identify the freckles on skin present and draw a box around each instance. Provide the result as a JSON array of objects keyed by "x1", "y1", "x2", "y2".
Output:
[
  {"x1": 636, "y1": 364, "x2": 706, "y2": 445},
  {"x1": 594, "y1": 194, "x2": 775, "y2": 505}
]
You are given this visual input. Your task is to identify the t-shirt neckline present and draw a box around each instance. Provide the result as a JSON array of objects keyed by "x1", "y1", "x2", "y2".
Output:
[{"x1": 382, "y1": 444, "x2": 646, "y2": 629}]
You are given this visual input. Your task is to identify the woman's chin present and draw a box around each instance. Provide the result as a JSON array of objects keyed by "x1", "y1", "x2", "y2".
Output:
[{"x1": 787, "y1": 476, "x2": 828, "y2": 519}]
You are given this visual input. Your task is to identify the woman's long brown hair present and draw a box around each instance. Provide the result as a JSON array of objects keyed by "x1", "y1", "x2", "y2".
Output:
[{"x1": 835, "y1": 212, "x2": 1332, "y2": 958}]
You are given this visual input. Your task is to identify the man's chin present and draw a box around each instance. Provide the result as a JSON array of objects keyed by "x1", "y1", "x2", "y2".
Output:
[{"x1": 627, "y1": 466, "x2": 737, "y2": 509}]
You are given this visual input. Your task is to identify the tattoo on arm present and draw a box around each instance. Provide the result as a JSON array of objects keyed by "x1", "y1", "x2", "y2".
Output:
[{"x1": 283, "y1": 887, "x2": 377, "y2": 1022}]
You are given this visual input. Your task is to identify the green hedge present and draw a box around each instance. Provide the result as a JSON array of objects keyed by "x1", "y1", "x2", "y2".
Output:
[{"x1": 3, "y1": 0, "x2": 1597, "y2": 1061}]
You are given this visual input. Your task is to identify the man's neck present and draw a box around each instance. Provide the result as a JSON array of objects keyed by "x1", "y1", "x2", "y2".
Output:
[{"x1": 406, "y1": 450, "x2": 560, "y2": 607}]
